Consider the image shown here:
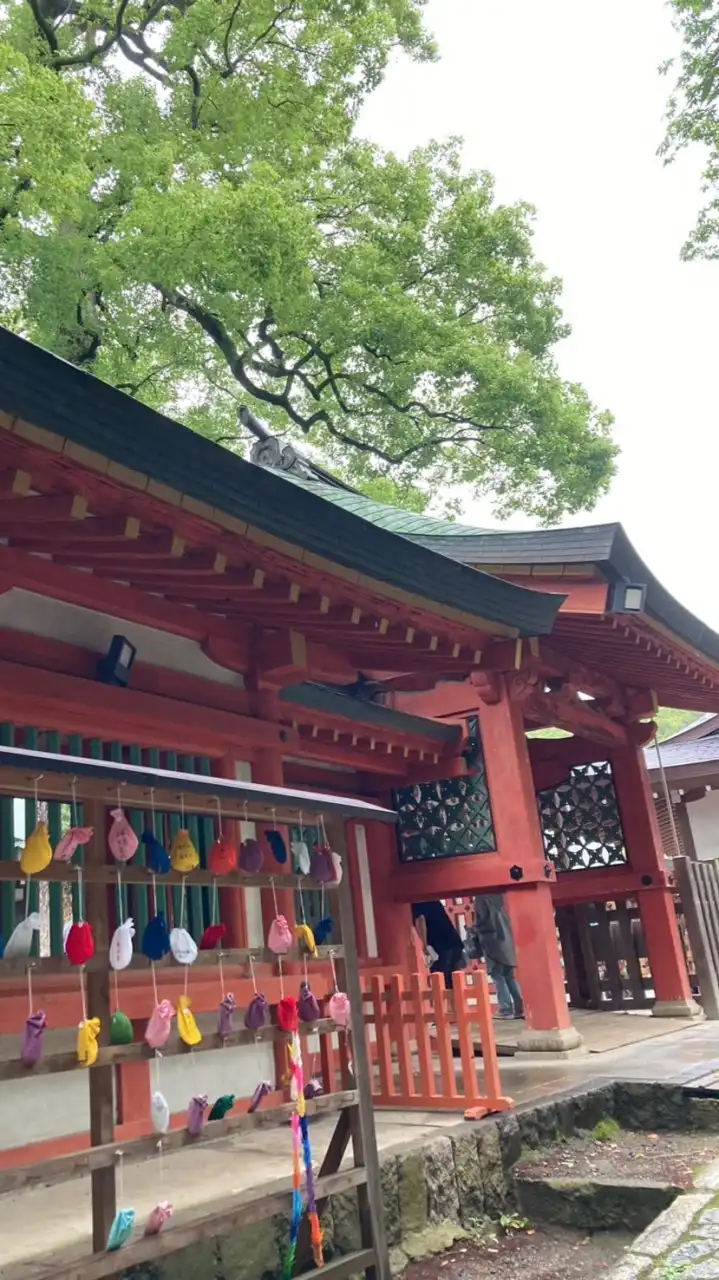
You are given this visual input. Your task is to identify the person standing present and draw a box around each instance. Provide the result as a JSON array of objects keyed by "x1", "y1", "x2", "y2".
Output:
[
  {"x1": 412, "y1": 900, "x2": 466, "y2": 988},
  {"x1": 473, "y1": 894, "x2": 524, "y2": 1019}
]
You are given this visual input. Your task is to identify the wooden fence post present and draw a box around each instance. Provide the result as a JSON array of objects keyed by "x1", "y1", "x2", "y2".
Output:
[
  {"x1": 85, "y1": 799, "x2": 117, "y2": 1252},
  {"x1": 674, "y1": 856, "x2": 719, "y2": 1019}
]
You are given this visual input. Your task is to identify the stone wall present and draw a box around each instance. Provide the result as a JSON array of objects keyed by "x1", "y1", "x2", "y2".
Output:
[{"x1": 118, "y1": 1082, "x2": 719, "y2": 1280}]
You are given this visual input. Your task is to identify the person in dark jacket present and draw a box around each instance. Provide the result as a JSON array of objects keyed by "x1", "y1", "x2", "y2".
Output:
[
  {"x1": 472, "y1": 894, "x2": 524, "y2": 1019},
  {"x1": 412, "y1": 900, "x2": 466, "y2": 988}
]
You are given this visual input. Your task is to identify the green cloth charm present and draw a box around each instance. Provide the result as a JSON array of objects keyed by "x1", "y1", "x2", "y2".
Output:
[
  {"x1": 110, "y1": 1011, "x2": 134, "y2": 1045},
  {"x1": 208, "y1": 1093, "x2": 235, "y2": 1121}
]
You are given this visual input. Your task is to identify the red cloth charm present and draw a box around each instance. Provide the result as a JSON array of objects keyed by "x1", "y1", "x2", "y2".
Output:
[
  {"x1": 65, "y1": 921, "x2": 95, "y2": 966},
  {"x1": 208, "y1": 836, "x2": 237, "y2": 876},
  {"x1": 199, "y1": 923, "x2": 226, "y2": 951},
  {"x1": 277, "y1": 996, "x2": 299, "y2": 1032}
]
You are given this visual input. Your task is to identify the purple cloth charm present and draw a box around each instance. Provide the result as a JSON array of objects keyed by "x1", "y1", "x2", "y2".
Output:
[
  {"x1": 304, "y1": 1079, "x2": 324, "y2": 1100},
  {"x1": 310, "y1": 844, "x2": 335, "y2": 884},
  {"x1": 239, "y1": 838, "x2": 262, "y2": 873},
  {"x1": 20, "y1": 1010, "x2": 47, "y2": 1066},
  {"x1": 244, "y1": 992, "x2": 269, "y2": 1030},
  {"x1": 248, "y1": 1080, "x2": 272, "y2": 1114},
  {"x1": 187, "y1": 1094, "x2": 209, "y2": 1137},
  {"x1": 218, "y1": 992, "x2": 236, "y2": 1039},
  {"x1": 298, "y1": 981, "x2": 321, "y2": 1025}
]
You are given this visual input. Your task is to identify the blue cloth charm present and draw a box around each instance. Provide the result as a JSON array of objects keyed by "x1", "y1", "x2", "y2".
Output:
[
  {"x1": 142, "y1": 912, "x2": 171, "y2": 961},
  {"x1": 106, "y1": 1208, "x2": 136, "y2": 1251},
  {"x1": 314, "y1": 915, "x2": 334, "y2": 945},
  {"x1": 264, "y1": 829, "x2": 287, "y2": 864},
  {"x1": 141, "y1": 830, "x2": 171, "y2": 875}
]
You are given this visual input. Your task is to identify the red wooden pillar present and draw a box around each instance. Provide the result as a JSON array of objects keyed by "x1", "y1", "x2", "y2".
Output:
[
  {"x1": 479, "y1": 679, "x2": 583, "y2": 1052},
  {"x1": 611, "y1": 743, "x2": 699, "y2": 1016},
  {"x1": 364, "y1": 814, "x2": 414, "y2": 968}
]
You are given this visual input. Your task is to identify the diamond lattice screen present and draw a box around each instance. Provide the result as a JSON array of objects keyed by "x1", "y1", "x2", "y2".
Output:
[
  {"x1": 394, "y1": 717, "x2": 496, "y2": 863},
  {"x1": 537, "y1": 760, "x2": 628, "y2": 872}
]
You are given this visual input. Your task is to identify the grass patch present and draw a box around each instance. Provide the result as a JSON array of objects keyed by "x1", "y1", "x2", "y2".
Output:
[{"x1": 591, "y1": 1118, "x2": 621, "y2": 1143}]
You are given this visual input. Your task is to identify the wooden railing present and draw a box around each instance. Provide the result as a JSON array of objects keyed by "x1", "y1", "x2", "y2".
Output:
[{"x1": 320, "y1": 967, "x2": 513, "y2": 1121}]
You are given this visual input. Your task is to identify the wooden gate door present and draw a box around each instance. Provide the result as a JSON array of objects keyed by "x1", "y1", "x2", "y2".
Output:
[{"x1": 556, "y1": 900, "x2": 652, "y2": 1010}]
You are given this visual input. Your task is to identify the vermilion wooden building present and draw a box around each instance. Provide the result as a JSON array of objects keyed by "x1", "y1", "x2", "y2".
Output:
[{"x1": 0, "y1": 321, "x2": 717, "y2": 1155}]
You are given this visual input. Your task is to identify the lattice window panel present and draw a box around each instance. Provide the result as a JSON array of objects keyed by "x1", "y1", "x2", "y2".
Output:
[
  {"x1": 394, "y1": 718, "x2": 496, "y2": 864},
  {"x1": 537, "y1": 760, "x2": 628, "y2": 872}
]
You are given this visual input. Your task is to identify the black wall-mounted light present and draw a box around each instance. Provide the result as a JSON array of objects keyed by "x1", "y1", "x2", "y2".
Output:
[
  {"x1": 610, "y1": 581, "x2": 648, "y2": 614},
  {"x1": 97, "y1": 635, "x2": 137, "y2": 688}
]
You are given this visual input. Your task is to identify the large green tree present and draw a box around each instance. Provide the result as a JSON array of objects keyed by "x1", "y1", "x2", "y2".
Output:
[
  {"x1": 663, "y1": 0, "x2": 719, "y2": 258},
  {"x1": 0, "y1": 0, "x2": 615, "y2": 519}
]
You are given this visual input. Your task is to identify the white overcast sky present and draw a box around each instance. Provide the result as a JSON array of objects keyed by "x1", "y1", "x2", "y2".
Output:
[{"x1": 359, "y1": 1, "x2": 718, "y2": 628}]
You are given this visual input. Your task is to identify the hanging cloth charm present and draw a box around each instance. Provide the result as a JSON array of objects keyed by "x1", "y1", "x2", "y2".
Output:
[
  {"x1": 110, "y1": 1010, "x2": 133, "y2": 1045},
  {"x1": 268, "y1": 879, "x2": 292, "y2": 955},
  {"x1": 54, "y1": 826, "x2": 94, "y2": 864},
  {"x1": 108, "y1": 806, "x2": 138, "y2": 863},
  {"x1": 144, "y1": 1200, "x2": 173, "y2": 1236},
  {"x1": 141, "y1": 830, "x2": 171, "y2": 875},
  {"x1": 170, "y1": 927, "x2": 197, "y2": 965},
  {"x1": 199, "y1": 923, "x2": 226, "y2": 951},
  {"x1": 20, "y1": 820, "x2": 52, "y2": 876},
  {"x1": 310, "y1": 842, "x2": 335, "y2": 885},
  {"x1": 208, "y1": 1093, "x2": 235, "y2": 1121},
  {"x1": 328, "y1": 950, "x2": 351, "y2": 1028},
  {"x1": 20, "y1": 1009, "x2": 47, "y2": 1067},
  {"x1": 291, "y1": 814, "x2": 311, "y2": 876},
  {"x1": 239, "y1": 838, "x2": 262, "y2": 873},
  {"x1": 106, "y1": 1153, "x2": 135, "y2": 1252},
  {"x1": 187, "y1": 1094, "x2": 209, "y2": 1137},
  {"x1": 277, "y1": 996, "x2": 299, "y2": 1033},
  {"x1": 298, "y1": 981, "x2": 321, "y2": 1025},
  {"x1": 4, "y1": 912, "x2": 41, "y2": 961},
  {"x1": 265, "y1": 829, "x2": 288, "y2": 865},
  {"x1": 218, "y1": 992, "x2": 236, "y2": 1039},
  {"x1": 170, "y1": 822, "x2": 199, "y2": 873},
  {"x1": 66, "y1": 869, "x2": 95, "y2": 966},
  {"x1": 244, "y1": 992, "x2": 269, "y2": 1030},
  {"x1": 314, "y1": 916, "x2": 334, "y2": 945},
  {"x1": 248, "y1": 1080, "x2": 272, "y2": 1114},
  {"x1": 304, "y1": 1078, "x2": 324, "y2": 1100},
  {"x1": 151, "y1": 1090, "x2": 171, "y2": 1135},
  {"x1": 110, "y1": 917, "x2": 135, "y2": 971},
  {"x1": 142, "y1": 912, "x2": 171, "y2": 961},
  {"x1": 145, "y1": 999, "x2": 174, "y2": 1049},
  {"x1": 77, "y1": 1017, "x2": 101, "y2": 1066},
  {"x1": 295, "y1": 923, "x2": 317, "y2": 957},
  {"x1": 177, "y1": 993, "x2": 202, "y2": 1046}
]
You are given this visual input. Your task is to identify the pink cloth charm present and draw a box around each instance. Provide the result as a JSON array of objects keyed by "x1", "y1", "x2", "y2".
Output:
[
  {"x1": 218, "y1": 992, "x2": 236, "y2": 1039},
  {"x1": 329, "y1": 991, "x2": 351, "y2": 1028},
  {"x1": 108, "y1": 808, "x2": 138, "y2": 863},
  {"x1": 267, "y1": 914, "x2": 293, "y2": 955},
  {"x1": 20, "y1": 1010, "x2": 47, "y2": 1066},
  {"x1": 144, "y1": 1201, "x2": 173, "y2": 1236},
  {"x1": 54, "y1": 826, "x2": 94, "y2": 863},
  {"x1": 145, "y1": 999, "x2": 174, "y2": 1049},
  {"x1": 187, "y1": 1094, "x2": 209, "y2": 1137}
]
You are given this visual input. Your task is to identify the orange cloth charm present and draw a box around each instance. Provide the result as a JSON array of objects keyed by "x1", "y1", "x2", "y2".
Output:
[{"x1": 208, "y1": 836, "x2": 236, "y2": 876}]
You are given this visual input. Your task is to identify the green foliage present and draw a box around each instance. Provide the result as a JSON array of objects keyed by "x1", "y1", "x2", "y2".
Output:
[
  {"x1": 0, "y1": 0, "x2": 616, "y2": 519},
  {"x1": 656, "y1": 707, "x2": 703, "y2": 741},
  {"x1": 663, "y1": 0, "x2": 719, "y2": 258},
  {"x1": 499, "y1": 1212, "x2": 532, "y2": 1233},
  {"x1": 591, "y1": 1117, "x2": 621, "y2": 1143}
]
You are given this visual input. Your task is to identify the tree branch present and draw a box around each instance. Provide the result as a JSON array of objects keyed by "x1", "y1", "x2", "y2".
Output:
[{"x1": 26, "y1": 0, "x2": 59, "y2": 53}]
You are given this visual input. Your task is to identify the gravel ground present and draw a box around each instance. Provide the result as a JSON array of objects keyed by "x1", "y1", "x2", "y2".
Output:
[
  {"x1": 401, "y1": 1226, "x2": 632, "y2": 1279},
  {"x1": 517, "y1": 1128, "x2": 719, "y2": 1190}
]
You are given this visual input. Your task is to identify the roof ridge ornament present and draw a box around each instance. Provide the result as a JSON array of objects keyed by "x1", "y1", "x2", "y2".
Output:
[{"x1": 239, "y1": 405, "x2": 314, "y2": 479}]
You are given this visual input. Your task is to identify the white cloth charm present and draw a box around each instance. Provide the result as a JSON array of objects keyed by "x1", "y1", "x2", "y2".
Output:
[
  {"x1": 110, "y1": 918, "x2": 136, "y2": 971},
  {"x1": 4, "y1": 912, "x2": 41, "y2": 961},
  {"x1": 169, "y1": 927, "x2": 197, "y2": 965},
  {"x1": 151, "y1": 1090, "x2": 171, "y2": 1134}
]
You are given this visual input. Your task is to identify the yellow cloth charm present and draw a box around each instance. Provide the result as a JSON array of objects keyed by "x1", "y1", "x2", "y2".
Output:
[
  {"x1": 170, "y1": 829, "x2": 199, "y2": 873},
  {"x1": 77, "y1": 1017, "x2": 101, "y2": 1066},
  {"x1": 295, "y1": 923, "x2": 317, "y2": 956},
  {"x1": 20, "y1": 821, "x2": 53, "y2": 875},
  {"x1": 177, "y1": 994, "x2": 202, "y2": 1046}
]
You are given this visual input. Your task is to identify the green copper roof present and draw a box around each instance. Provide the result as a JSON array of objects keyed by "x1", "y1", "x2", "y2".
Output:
[{"x1": 278, "y1": 472, "x2": 492, "y2": 538}]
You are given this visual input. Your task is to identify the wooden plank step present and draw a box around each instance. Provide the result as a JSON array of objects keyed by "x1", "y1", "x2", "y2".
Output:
[
  {"x1": 1, "y1": 1169, "x2": 369, "y2": 1280},
  {"x1": 0, "y1": 1091, "x2": 359, "y2": 1194}
]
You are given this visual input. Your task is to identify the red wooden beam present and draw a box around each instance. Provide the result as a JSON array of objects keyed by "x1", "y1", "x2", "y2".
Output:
[
  {"x1": 0, "y1": 492, "x2": 88, "y2": 522},
  {"x1": 0, "y1": 656, "x2": 294, "y2": 757},
  {"x1": 6, "y1": 516, "x2": 141, "y2": 544},
  {"x1": 0, "y1": 544, "x2": 249, "y2": 646}
]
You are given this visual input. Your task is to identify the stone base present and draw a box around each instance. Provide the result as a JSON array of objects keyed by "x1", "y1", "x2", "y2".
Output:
[
  {"x1": 652, "y1": 998, "x2": 703, "y2": 1019},
  {"x1": 513, "y1": 1025, "x2": 586, "y2": 1058}
]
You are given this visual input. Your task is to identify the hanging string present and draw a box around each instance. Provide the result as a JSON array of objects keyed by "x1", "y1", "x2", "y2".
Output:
[
  {"x1": 298, "y1": 881, "x2": 309, "y2": 985},
  {"x1": 76, "y1": 865, "x2": 84, "y2": 921},
  {"x1": 243, "y1": 800, "x2": 249, "y2": 836},
  {"x1": 79, "y1": 964, "x2": 88, "y2": 1022},
  {"x1": 71, "y1": 777, "x2": 78, "y2": 829},
  {"x1": 150, "y1": 960, "x2": 159, "y2": 1008},
  {"x1": 157, "y1": 1139, "x2": 164, "y2": 1188},
  {"x1": 180, "y1": 793, "x2": 185, "y2": 826},
  {"x1": 270, "y1": 878, "x2": 285, "y2": 998},
  {"x1": 150, "y1": 788, "x2": 156, "y2": 839},
  {"x1": 271, "y1": 805, "x2": 277, "y2": 832},
  {"x1": 248, "y1": 951, "x2": 258, "y2": 995},
  {"x1": 27, "y1": 961, "x2": 34, "y2": 1016},
  {"x1": 329, "y1": 949, "x2": 338, "y2": 993},
  {"x1": 112, "y1": 967, "x2": 120, "y2": 1016},
  {"x1": 215, "y1": 796, "x2": 223, "y2": 840},
  {"x1": 151, "y1": 872, "x2": 158, "y2": 919},
  {"x1": 116, "y1": 869, "x2": 124, "y2": 927},
  {"x1": 116, "y1": 1150, "x2": 125, "y2": 1203},
  {"x1": 179, "y1": 876, "x2": 186, "y2": 932}
]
